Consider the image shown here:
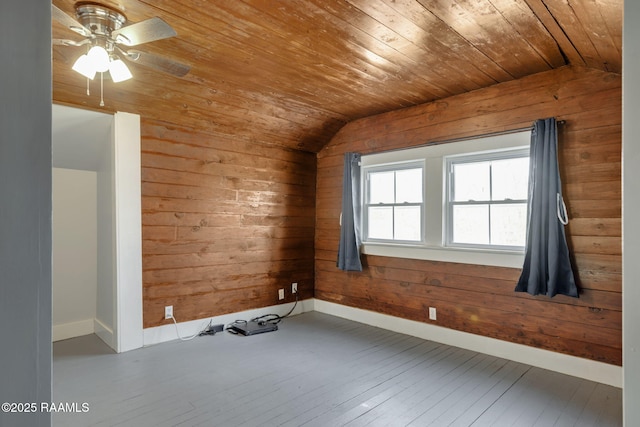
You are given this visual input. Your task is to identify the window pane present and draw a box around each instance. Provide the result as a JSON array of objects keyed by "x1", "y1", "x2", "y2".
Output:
[
  {"x1": 453, "y1": 205, "x2": 489, "y2": 244},
  {"x1": 395, "y1": 168, "x2": 423, "y2": 203},
  {"x1": 492, "y1": 157, "x2": 529, "y2": 201},
  {"x1": 491, "y1": 204, "x2": 527, "y2": 246},
  {"x1": 369, "y1": 171, "x2": 394, "y2": 204},
  {"x1": 394, "y1": 206, "x2": 421, "y2": 241},
  {"x1": 453, "y1": 162, "x2": 490, "y2": 202},
  {"x1": 368, "y1": 206, "x2": 393, "y2": 239}
]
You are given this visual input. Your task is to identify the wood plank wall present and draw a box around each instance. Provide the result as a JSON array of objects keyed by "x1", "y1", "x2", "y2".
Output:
[
  {"x1": 315, "y1": 66, "x2": 622, "y2": 365},
  {"x1": 141, "y1": 120, "x2": 316, "y2": 328}
]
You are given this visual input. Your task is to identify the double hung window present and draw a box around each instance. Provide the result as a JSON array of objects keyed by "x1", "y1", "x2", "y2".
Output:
[
  {"x1": 364, "y1": 163, "x2": 424, "y2": 242},
  {"x1": 445, "y1": 150, "x2": 529, "y2": 250}
]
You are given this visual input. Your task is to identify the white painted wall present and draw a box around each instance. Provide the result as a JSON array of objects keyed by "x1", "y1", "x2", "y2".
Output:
[
  {"x1": 52, "y1": 168, "x2": 97, "y2": 341},
  {"x1": 623, "y1": 2, "x2": 640, "y2": 425}
]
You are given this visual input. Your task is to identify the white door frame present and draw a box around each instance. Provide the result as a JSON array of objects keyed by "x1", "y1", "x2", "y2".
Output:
[
  {"x1": 93, "y1": 111, "x2": 143, "y2": 353},
  {"x1": 112, "y1": 112, "x2": 143, "y2": 352}
]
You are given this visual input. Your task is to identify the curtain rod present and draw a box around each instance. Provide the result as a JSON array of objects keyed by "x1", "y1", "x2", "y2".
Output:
[
  {"x1": 366, "y1": 120, "x2": 566, "y2": 156},
  {"x1": 470, "y1": 119, "x2": 566, "y2": 140}
]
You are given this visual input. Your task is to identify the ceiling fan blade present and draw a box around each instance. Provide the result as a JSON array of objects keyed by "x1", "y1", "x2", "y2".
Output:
[
  {"x1": 112, "y1": 17, "x2": 177, "y2": 46},
  {"x1": 53, "y1": 38, "x2": 90, "y2": 47},
  {"x1": 52, "y1": 4, "x2": 91, "y2": 37},
  {"x1": 120, "y1": 49, "x2": 190, "y2": 77}
]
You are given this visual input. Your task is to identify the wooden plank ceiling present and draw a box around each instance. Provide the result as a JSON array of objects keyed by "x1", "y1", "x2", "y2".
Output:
[{"x1": 52, "y1": 0, "x2": 622, "y2": 153}]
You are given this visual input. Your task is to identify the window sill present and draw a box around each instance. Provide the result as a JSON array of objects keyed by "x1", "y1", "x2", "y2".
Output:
[{"x1": 361, "y1": 242, "x2": 524, "y2": 269}]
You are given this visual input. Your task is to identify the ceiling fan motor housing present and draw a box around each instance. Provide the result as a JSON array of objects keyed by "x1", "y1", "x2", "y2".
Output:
[{"x1": 75, "y1": 2, "x2": 126, "y2": 39}]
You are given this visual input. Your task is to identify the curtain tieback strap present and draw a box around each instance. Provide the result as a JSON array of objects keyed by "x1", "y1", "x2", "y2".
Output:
[{"x1": 557, "y1": 193, "x2": 569, "y2": 225}]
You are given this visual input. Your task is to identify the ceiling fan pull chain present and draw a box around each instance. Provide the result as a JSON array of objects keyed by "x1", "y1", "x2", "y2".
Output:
[{"x1": 100, "y1": 72, "x2": 105, "y2": 107}]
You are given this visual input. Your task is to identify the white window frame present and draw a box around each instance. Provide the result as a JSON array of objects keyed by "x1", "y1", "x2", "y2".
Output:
[
  {"x1": 445, "y1": 148, "x2": 529, "y2": 251},
  {"x1": 363, "y1": 161, "x2": 425, "y2": 244},
  {"x1": 360, "y1": 130, "x2": 531, "y2": 268}
]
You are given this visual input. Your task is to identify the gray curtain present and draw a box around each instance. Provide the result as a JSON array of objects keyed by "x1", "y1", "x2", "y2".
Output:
[
  {"x1": 337, "y1": 152, "x2": 363, "y2": 271},
  {"x1": 515, "y1": 118, "x2": 578, "y2": 297}
]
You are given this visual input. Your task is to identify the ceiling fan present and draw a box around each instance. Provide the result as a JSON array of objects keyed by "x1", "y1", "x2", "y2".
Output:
[{"x1": 53, "y1": 2, "x2": 190, "y2": 105}]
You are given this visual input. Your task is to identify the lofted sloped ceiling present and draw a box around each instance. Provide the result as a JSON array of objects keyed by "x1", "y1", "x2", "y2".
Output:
[{"x1": 52, "y1": 0, "x2": 622, "y2": 153}]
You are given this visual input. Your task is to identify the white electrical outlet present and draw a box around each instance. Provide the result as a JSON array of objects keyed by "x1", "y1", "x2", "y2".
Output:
[
  {"x1": 292, "y1": 282, "x2": 298, "y2": 293},
  {"x1": 278, "y1": 289, "x2": 285, "y2": 300},
  {"x1": 165, "y1": 305, "x2": 173, "y2": 319},
  {"x1": 428, "y1": 307, "x2": 437, "y2": 321}
]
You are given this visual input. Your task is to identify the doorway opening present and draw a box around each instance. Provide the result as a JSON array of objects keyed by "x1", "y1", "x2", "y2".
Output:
[{"x1": 52, "y1": 104, "x2": 142, "y2": 353}]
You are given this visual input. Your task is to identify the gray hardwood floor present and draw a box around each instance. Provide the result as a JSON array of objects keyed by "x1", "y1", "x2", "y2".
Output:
[{"x1": 53, "y1": 312, "x2": 621, "y2": 426}]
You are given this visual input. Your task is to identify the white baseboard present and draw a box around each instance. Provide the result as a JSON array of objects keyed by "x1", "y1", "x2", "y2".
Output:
[
  {"x1": 143, "y1": 298, "x2": 314, "y2": 347},
  {"x1": 140, "y1": 297, "x2": 620, "y2": 387},
  {"x1": 52, "y1": 319, "x2": 94, "y2": 342},
  {"x1": 313, "y1": 299, "x2": 622, "y2": 388},
  {"x1": 94, "y1": 318, "x2": 115, "y2": 351}
]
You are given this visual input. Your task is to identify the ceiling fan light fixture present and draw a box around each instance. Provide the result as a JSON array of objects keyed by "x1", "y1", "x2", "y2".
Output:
[
  {"x1": 87, "y1": 45, "x2": 110, "y2": 73},
  {"x1": 54, "y1": 3, "x2": 189, "y2": 106},
  {"x1": 109, "y1": 58, "x2": 133, "y2": 82},
  {"x1": 72, "y1": 54, "x2": 96, "y2": 80}
]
